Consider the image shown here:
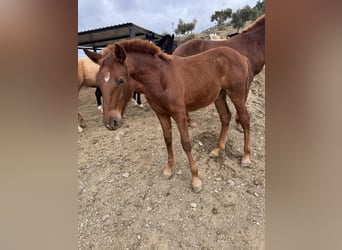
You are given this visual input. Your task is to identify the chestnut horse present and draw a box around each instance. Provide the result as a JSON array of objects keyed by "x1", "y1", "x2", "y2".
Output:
[
  {"x1": 78, "y1": 34, "x2": 176, "y2": 132},
  {"x1": 84, "y1": 40, "x2": 250, "y2": 192},
  {"x1": 173, "y1": 14, "x2": 265, "y2": 127}
]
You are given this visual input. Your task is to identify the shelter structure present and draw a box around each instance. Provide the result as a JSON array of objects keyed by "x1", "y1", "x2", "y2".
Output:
[{"x1": 78, "y1": 23, "x2": 163, "y2": 52}]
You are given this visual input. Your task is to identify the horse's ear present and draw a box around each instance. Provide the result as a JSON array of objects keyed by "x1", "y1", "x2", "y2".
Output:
[
  {"x1": 83, "y1": 49, "x2": 102, "y2": 64},
  {"x1": 114, "y1": 44, "x2": 126, "y2": 63}
]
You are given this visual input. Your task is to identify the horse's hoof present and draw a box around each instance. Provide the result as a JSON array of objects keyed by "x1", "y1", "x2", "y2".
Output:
[
  {"x1": 209, "y1": 149, "x2": 219, "y2": 158},
  {"x1": 98, "y1": 105, "x2": 103, "y2": 113},
  {"x1": 78, "y1": 125, "x2": 83, "y2": 133},
  {"x1": 162, "y1": 168, "x2": 173, "y2": 180},
  {"x1": 241, "y1": 157, "x2": 251, "y2": 167},
  {"x1": 192, "y1": 179, "x2": 203, "y2": 193}
]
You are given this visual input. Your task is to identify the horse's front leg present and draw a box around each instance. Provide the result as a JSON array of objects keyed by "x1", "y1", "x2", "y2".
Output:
[
  {"x1": 174, "y1": 112, "x2": 202, "y2": 193},
  {"x1": 156, "y1": 113, "x2": 174, "y2": 179}
]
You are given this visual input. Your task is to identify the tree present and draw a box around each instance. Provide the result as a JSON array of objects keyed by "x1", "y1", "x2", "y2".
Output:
[
  {"x1": 174, "y1": 18, "x2": 197, "y2": 35},
  {"x1": 253, "y1": 0, "x2": 265, "y2": 17},
  {"x1": 210, "y1": 8, "x2": 232, "y2": 26},
  {"x1": 230, "y1": 5, "x2": 257, "y2": 32}
]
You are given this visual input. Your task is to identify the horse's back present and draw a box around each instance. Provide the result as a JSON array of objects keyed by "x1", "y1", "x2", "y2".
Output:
[
  {"x1": 78, "y1": 57, "x2": 99, "y2": 87},
  {"x1": 172, "y1": 39, "x2": 204, "y2": 57},
  {"x1": 173, "y1": 33, "x2": 264, "y2": 77},
  {"x1": 172, "y1": 46, "x2": 249, "y2": 110},
  {"x1": 205, "y1": 46, "x2": 249, "y2": 84}
]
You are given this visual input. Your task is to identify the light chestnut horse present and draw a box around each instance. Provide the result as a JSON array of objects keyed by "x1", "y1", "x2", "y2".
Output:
[
  {"x1": 84, "y1": 39, "x2": 250, "y2": 192},
  {"x1": 78, "y1": 57, "x2": 101, "y2": 132},
  {"x1": 173, "y1": 14, "x2": 265, "y2": 128}
]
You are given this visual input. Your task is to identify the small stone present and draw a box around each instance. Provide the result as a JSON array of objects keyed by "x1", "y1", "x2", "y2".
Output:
[
  {"x1": 122, "y1": 172, "x2": 129, "y2": 178},
  {"x1": 176, "y1": 169, "x2": 182, "y2": 175},
  {"x1": 102, "y1": 214, "x2": 110, "y2": 221},
  {"x1": 254, "y1": 179, "x2": 261, "y2": 186},
  {"x1": 212, "y1": 208, "x2": 218, "y2": 214},
  {"x1": 190, "y1": 203, "x2": 197, "y2": 208},
  {"x1": 226, "y1": 180, "x2": 235, "y2": 186},
  {"x1": 147, "y1": 207, "x2": 152, "y2": 212},
  {"x1": 246, "y1": 189, "x2": 253, "y2": 195},
  {"x1": 137, "y1": 235, "x2": 141, "y2": 240},
  {"x1": 198, "y1": 141, "x2": 203, "y2": 146}
]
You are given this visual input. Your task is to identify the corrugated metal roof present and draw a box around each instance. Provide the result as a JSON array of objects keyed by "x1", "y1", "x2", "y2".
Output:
[{"x1": 78, "y1": 23, "x2": 162, "y2": 50}]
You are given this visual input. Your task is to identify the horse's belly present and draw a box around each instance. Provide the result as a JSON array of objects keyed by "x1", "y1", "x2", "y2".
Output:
[{"x1": 185, "y1": 83, "x2": 221, "y2": 111}]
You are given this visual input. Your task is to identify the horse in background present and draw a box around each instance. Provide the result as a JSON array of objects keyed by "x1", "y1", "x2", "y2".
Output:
[
  {"x1": 78, "y1": 57, "x2": 101, "y2": 132},
  {"x1": 209, "y1": 33, "x2": 225, "y2": 41},
  {"x1": 156, "y1": 34, "x2": 175, "y2": 54},
  {"x1": 173, "y1": 14, "x2": 265, "y2": 129},
  {"x1": 84, "y1": 39, "x2": 251, "y2": 192}
]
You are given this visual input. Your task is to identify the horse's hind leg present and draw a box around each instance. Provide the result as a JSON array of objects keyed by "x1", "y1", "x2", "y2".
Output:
[
  {"x1": 78, "y1": 85, "x2": 86, "y2": 132},
  {"x1": 231, "y1": 97, "x2": 251, "y2": 167},
  {"x1": 174, "y1": 112, "x2": 202, "y2": 193},
  {"x1": 155, "y1": 113, "x2": 174, "y2": 179},
  {"x1": 209, "y1": 90, "x2": 231, "y2": 157}
]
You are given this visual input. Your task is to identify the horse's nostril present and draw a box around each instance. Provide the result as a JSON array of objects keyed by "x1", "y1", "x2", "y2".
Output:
[{"x1": 111, "y1": 118, "x2": 121, "y2": 129}]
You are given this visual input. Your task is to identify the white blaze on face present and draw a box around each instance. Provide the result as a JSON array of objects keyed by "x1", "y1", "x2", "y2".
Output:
[{"x1": 104, "y1": 72, "x2": 110, "y2": 82}]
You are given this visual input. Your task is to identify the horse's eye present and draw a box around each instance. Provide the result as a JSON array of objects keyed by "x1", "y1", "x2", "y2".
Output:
[{"x1": 116, "y1": 77, "x2": 125, "y2": 85}]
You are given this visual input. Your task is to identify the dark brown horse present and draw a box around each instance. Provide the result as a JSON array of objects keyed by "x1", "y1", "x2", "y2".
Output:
[
  {"x1": 173, "y1": 14, "x2": 265, "y2": 127},
  {"x1": 84, "y1": 39, "x2": 250, "y2": 192}
]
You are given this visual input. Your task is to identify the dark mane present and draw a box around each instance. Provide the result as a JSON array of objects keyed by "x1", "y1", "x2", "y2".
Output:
[
  {"x1": 119, "y1": 39, "x2": 172, "y2": 61},
  {"x1": 241, "y1": 14, "x2": 265, "y2": 33}
]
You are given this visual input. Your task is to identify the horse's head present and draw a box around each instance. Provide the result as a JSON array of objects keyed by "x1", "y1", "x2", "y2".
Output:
[
  {"x1": 84, "y1": 46, "x2": 132, "y2": 130},
  {"x1": 156, "y1": 34, "x2": 175, "y2": 54}
]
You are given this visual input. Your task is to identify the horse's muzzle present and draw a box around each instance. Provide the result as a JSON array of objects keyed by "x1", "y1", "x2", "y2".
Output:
[{"x1": 104, "y1": 118, "x2": 122, "y2": 130}]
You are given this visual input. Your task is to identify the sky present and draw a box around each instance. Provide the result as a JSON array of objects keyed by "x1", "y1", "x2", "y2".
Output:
[{"x1": 78, "y1": 0, "x2": 259, "y2": 56}]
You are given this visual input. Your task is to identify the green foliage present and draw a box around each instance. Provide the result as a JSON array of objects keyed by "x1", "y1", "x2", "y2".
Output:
[
  {"x1": 210, "y1": 8, "x2": 232, "y2": 26},
  {"x1": 184, "y1": 34, "x2": 196, "y2": 42},
  {"x1": 254, "y1": 0, "x2": 265, "y2": 17},
  {"x1": 174, "y1": 18, "x2": 197, "y2": 35},
  {"x1": 229, "y1": 1, "x2": 264, "y2": 32}
]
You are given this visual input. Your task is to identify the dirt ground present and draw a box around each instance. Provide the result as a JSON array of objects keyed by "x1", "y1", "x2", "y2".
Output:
[{"x1": 78, "y1": 68, "x2": 265, "y2": 249}]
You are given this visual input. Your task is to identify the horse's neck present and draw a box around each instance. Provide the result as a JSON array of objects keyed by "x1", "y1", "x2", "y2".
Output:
[
  {"x1": 232, "y1": 28, "x2": 265, "y2": 76},
  {"x1": 126, "y1": 53, "x2": 163, "y2": 94}
]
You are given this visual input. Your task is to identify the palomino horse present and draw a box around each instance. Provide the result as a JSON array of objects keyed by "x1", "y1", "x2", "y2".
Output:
[
  {"x1": 78, "y1": 57, "x2": 100, "y2": 132},
  {"x1": 84, "y1": 39, "x2": 250, "y2": 192},
  {"x1": 173, "y1": 14, "x2": 265, "y2": 128}
]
